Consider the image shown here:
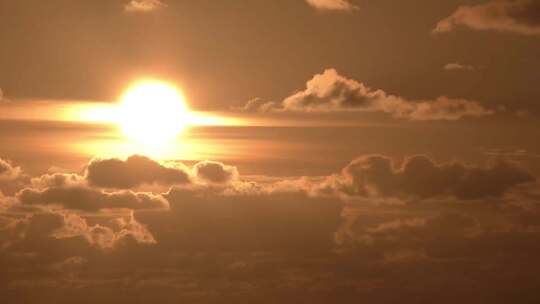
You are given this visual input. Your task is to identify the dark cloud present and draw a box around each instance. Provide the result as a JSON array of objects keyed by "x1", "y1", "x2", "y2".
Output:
[
  {"x1": 305, "y1": 0, "x2": 358, "y2": 11},
  {"x1": 18, "y1": 185, "x2": 169, "y2": 211},
  {"x1": 241, "y1": 69, "x2": 494, "y2": 121},
  {"x1": 434, "y1": 0, "x2": 540, "y2": 35},
  {"x1": 86, "y1": 155, "x2": 190, "y2": 189},
  {"x1": 337, "y1": 154, "x2": 535, "y2": 200},
  {"x1": 192, "y1": 160, "x2": 238, "y2": 184}
]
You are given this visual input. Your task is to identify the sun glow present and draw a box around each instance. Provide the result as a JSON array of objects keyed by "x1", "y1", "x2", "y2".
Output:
[
  {"x1": 60, "y1": 79, "x2": 247, "y2": 159},
  {"x1": 117, "y1": 81, "x2": 189, "y2": 145}
]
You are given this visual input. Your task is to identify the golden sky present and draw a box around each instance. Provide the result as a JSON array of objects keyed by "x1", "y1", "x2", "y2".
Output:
[{"x1": 1, "y1": 0, "x2": 540, "y2": 303}]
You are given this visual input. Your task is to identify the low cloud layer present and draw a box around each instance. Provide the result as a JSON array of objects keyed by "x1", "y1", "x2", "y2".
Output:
[
  {"x1": 434, "y1": 0, "x2": 540, "y2": 35},
  {"x1": 305, "y1": 0, "x2": 358, "y2": 11},
  {"x1": 241, "y1": 69, "x2": 493, "y2": 121},
  {"x1": 2, "y1": 154, "x2": 540, "y2": 302}
]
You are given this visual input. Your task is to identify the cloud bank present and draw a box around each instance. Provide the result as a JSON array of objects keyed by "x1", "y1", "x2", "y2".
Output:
[{"x1": 1, "y1": 154, "x2": 540, "y2": 302}]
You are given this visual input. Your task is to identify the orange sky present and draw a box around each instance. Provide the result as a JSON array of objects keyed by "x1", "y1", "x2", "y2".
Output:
[{"x1": 1, "y1": 1, "x2": 540, "y2": 303}]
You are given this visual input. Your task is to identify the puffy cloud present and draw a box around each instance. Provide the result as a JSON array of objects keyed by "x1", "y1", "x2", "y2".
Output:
[
  {"x1": 305, "y1": 0, "x2": 358, "y2": 11},
  {"x1": 124, "y1": 0, "x2": 166, "y2": 12},
  {"x1": 1, "y1": 211, "x2": 156, "y2": 251},
  {"x1": 86, "y1": 155, "x2": 190, "y2": 189},
  {"x1": 241, "y1": 69, "x2": 494, "y2": 121},
  {"x1": 86, "y1": 156, "x2": 242, "y2": 188},
  {"x1": 444, "y1": 63, "x2": 475, "y2": 71},
  {"x1": 50, "y1": 212, "x2": 156, "y2": 249},
  {"x1": 18, "y1": 186, "x2": 169, "y2": 211},
  {"x1": 0, "y1": 158, "x2": 21, "y2": 182},
  {"x1": 30, "y1": 173, "x2": 85, "y2": 189},
  {"x1": 192, "y1": 160, "x2": 239, "y2": 184},
  {"x1": 0, "y1": 158, "x2": 27, "y2": 196},
  {"x1": 434, "y1": 0, "x2": 540, "y2": 35},
  {"x1": 337, "y1": 154, "x2": 535, "y2": 200}
]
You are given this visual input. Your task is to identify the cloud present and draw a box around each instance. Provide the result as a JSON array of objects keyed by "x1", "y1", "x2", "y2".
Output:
[
  {"x1": 2, "y1": 211, "x2": 156, "y2": 250},
  {"x1": 305, "y1": 0, "x2": 358, "y2": 11},
  {"x1": 86, "y1": 156, "x2": 242, "y2": 188},
  {"x1": 0, "y1": 88, "x2": 10, "y2": 104},
  {"x1": 237, "y1": 97, "x2": 280, "y2": 112},
  {"x1": 444, "y1": 63, "x2": 475, "y2": 71},
  {"x1": 241, "y1": 69, "x2": 494, "y2": 121},
  {"x1": 0, "y1": 158, "x2": 27, "y2": 196},
  {"x1": 159, "y1": 186, "x2": 343, "y2": 252},
  {"x1": 340, "y1": 211, "x2": 484, "y2": 257},
  {"x1": 434, "y1": 0, "x2": 540, "y2": 35},
  {"x1": 86, "y1": 155, "x2": 190, "y2": 189},
  {"x1": 2, "y1": 154, "x2": 540, "y2": 301},
  {"x1": 124, "y1": 0, "x2": 166, "y2": 13},
  {"x1": 0, "y1": 158, "x2": 21, "y2": 182},
  {"x1": 18, "y1": 185, "x2": 169, "y2": 211},
  {"x1": 30, "y1": 173, "x2": 85, "y2": 189},
  {"x1": 336, "y1": 154, "x2": 535, "y2": 200},
  {"x1": 192, "y1": 161, "x2": 239, "y2": 184},
  {"x1": 50, "y1": 212, "x2": 156, "y2": 249}
]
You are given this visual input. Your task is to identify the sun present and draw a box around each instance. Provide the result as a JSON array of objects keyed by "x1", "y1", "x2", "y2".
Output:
[{"x1": 117, "y1": 81, "x2": 189, "y2": 145}]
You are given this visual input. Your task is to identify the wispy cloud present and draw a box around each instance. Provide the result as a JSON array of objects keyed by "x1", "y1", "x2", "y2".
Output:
[
  {"x1": 125, "y1": 0, "x2": 166, "y2": 13},
  {"x1": 305, "y1": 0, "x2": 358, "y2": 11},
  {"x1": 444, "y1": 63, "x2": 475, "y2": 71},
  {"x1": 434, "y1": 0, "x2": 540, "y2": 36}
]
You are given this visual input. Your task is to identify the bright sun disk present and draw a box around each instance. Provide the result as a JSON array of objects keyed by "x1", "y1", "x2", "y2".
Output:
[{"x1": 118, "y1": 81, "x2": 189, "y2": 145}]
